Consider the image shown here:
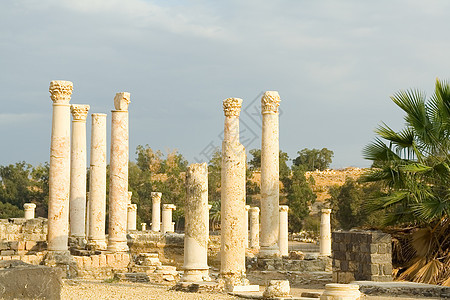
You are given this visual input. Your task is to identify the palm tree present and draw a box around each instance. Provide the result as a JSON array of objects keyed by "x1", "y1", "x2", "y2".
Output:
[{"x1": 362, "y1": 78, "x2": 450, "y2": 286}]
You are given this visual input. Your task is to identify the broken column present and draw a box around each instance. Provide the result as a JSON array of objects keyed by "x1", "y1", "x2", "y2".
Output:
[
  {"x1": 69, "y1": 104, "x2": 90, "y2": 241},
  {"x1": 260, "y1": 91, "x2": 281, "y2": 257},
  {"x1": 220, "y1": 98, "x2": 247, "y2": 289},
  {"x1": 48, "y1": 80, "x2": 73, "y2": 252},
  {"x1": 161, "y1": 204, "x2": 176, "y2": 233},
  {"x1": 320, "y1": 208, "x2": 332, "y2": 256},
  {"x1": 182, "y1": 163, "x2": 210, "y2": 282},
  {"x1": 279, "y1": 205, "x2": 289, "y2": 256},
  {"x1": 244, "y1": 205, "x2": 250, "y2": 249},
  {"x1": 24, "y1": 203, "x2": 36, "y2": 219},
  {"x1": 249, "y1": 207, "x2": 260, "y2": 250},
  {"x1": 127, "y1": 204, "x2": 137, "y2": 231},
  {"x1": 107, "y1": 92, "x2": 130, "y2": 252},
  {"x1": 141, "y1": 223, "x2": 147, "y2": 231},
  {"x1": 88, "y1": 113, "x2": 107, "y2": 250},
  {"x1": 151, "y1": 192, "x2": 162, "y2": 232}
]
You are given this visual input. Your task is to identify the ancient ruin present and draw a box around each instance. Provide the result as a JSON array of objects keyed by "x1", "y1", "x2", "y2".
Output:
[{"x1": 151, "y1": 192, "x2": 162, "y2": 232}]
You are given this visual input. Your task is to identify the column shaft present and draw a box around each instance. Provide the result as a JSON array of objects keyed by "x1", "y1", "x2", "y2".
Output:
[
  {"x1": 88, "y1": 113, "x2": 107, "y2": 249},
  {"x1": 320, "y1": 209, "x2": 332, "y2": 256},
  {"x1": 24, "y1": 203, "x2": 36, "y2": 220},
  {"x1": 279, "y1": 205, "x2": 289, "y2": 256},
  {"x1": 127, "y1": 204, "x2": 137, "y2": 231},
  {"x1": 161, "y1": 204, "x2": 176, "y2": 233},
  {"x1": 249, "y1": 207, "x2": 260, "y2": 250},
  {"x1": 183, "y1": 163, "x2": 210, "y2": 282},
  {"x1": 244, "y1": 205, "x2": 250, "y2": 249},
  {"x1": 151, "y1": 192, "x2": 161, "y2": 232}
]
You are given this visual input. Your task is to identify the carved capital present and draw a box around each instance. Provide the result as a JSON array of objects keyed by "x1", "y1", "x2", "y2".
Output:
[
  {"x1": 249, "y1": 206, "x2": 260, "y2": 213},
  {"x1": 162, "y1": 204, "x2": 176, "y2": 211},
  {"x1": 70, "y1": 104, "x2": 90, "y2": 121},
  {"x1": 261, "y1": 91, "x2": 280, "y2": 114},
  {"x1": 321, "y1": 208, "x2": 332, "y2": 214},
  {"x1": 223, "y1": 98, "x2": 242, "y2": 117},
  {"x1": 49, "y1": 80, "x2": 73, "y2": 104},
  {"x1": 151, "y1": 192, "x2": 162, "y2": 202},
  {"x1": 279, "y1": 205, "x2": 289, "y2": 212},
  {"x1": 114, "y1": 92, "x2": 130, "y2": 111},
  {"x1": 24, "y1": 203, "x2": 36, "y2": 209},
  {"x1": 245, "y1": 205, "x2": 250, "y2": 211},
  {"x1": 128, "y1": 204, "x2": 137, "y2": 211}
]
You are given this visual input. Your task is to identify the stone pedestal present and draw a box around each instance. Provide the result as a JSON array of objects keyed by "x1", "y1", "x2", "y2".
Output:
[
  {"x1": 24, "y1": 203, "x2": 36, "y2": 219},
  {"x1": 259, "y1": 91, "x2": 281, "y2": 257},
  {"x1": 48, "y1": 80, "x2": 73, "y2": 252},
  {"x1": 69, "y1": 104, "x2": 90, "y2": 240},
  {"x1": 279, "y1": 205, "x2": 289, "y2": 256},
  {"x1": 220, "y1": 98, "x2": 247, "y2": 290},
  {"x1": 244, "y1": 205, "x2": 250, "y2": 249},
  {"x1": 141, "y1": 223, "x2": 147, "y2": 231},
  {"x1": 127, "y1": 204, "x2": 137, "y2": 231},
  {"x1": 249, "y1": 207, "x2": 260, "y2": 250},
  {"x1": 151, "y1": 192, "x2": 162, "y2": 232},
  {"x1": 320, "y1": 209, "x2": 332, "y2": 256},
  {"x1": 320, "y1": 284, "x2": 361, "y2": 300},
  {"x1": 161, "y1": 204, "x2": 176, "y2": 233},
  {"x1": 182, "y1": 163, "x2": 210, "y2": 282},
  {"x1": 107, "y1": 92, "x2": 130, "y2": 252},
  {"x1": 88, "y1": 113, "x2": 107, "y2": 250}
]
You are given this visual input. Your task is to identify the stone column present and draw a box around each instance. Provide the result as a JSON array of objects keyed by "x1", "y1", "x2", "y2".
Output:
[
  {"x1": 244, "y1": 205, "x2": 250, "y2": 249},
  {"x1": 24, "y1": 203, "x2": 36, "y2": 219},
  {"x1": 260, "y1": 91, "x2": 281, "y2": 257},
  {"x1": 151, "y1": 192, "x2": 162, "y2": 232},
  {"x1": 279, "y1": 205, "x2": 289, "y2": 256},
  {"x1": 128, "y1": 192, "x2": 132, "y2": 204},
  {"x1": 220, "y1": 98, "x2": 247, "y2": 289},
  {"x1": 161, "y1": 204, "x2": 176, "y2": 233},
  {"x1": 88, "y1": 113, "x2": 107, "y2": 250},
  {"x1": 320, "y1": 209, "x2": 332, "y2": 256},
  {"x1": 69, "y1": 104, "x2": 90, "y2": 241},
  {"x1": 141, "y1": 223, "x2": 147, "y2": 231},
  {"x1": 107, "y1": 92, "x2": 130, "y2": 252},
  {"x1": 249, "y1": 207, "x2": 260, "y2": 250},
  {"x1": 127, "y1": 204, "x2": 137, "y2": 231},
  {"x1": 85, "y1": 192, "x2": 90, "y2": 237},
  {"x1": 182, "y1": 163, "x2": 210, "y2": 282},
  {"x1": 48, "y1": 80, "x2": 73, "y2": 252}
]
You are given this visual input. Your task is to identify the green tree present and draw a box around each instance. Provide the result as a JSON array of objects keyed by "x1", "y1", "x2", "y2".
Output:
[
  {"x1": 293, "y1": 148, "x2": 334, "y2": 171},
  {"x1": 363, "y1": 79, "x2": 450, "y2": 285}
]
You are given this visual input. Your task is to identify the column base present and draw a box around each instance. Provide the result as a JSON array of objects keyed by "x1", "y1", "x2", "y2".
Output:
[
  {"x1": 181, "y1": 269, "x2": 211, "y2": 282},
  {"x1": 258, "y1": 246, "x2": 281, "y2": 258},
  {"x1": 87, "y1": 239, "x2": 107, "y2": 251},
  {"x1": 107, "y1": 241, "x2": 129, "y2": 252},
  {"x1": 218, "y1": 273, "x2": 251, "y2": 292}
]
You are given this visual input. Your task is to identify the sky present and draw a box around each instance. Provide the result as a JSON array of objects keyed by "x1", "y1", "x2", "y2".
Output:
[{"x1": 1, "y1": 0, "x2": 450, "y2": 169}]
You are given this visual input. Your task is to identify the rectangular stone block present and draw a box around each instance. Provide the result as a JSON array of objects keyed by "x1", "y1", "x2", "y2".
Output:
[
  {"x1": 74, "y1": 256, "x2": 84, "y2": 270},
  {"x1": 82, "y1": 256, "x2": 92, "y2": 269},
  {"x1": 91, "y1": 255, "x2": 100, "y2": 268},
  {"x1": 370, "y1": 253, "x2": 391, "y2": 264},
  {"x1": 1, "y1": 250, "x2": 15, "y2": 256},
  {"x1": 25, "y1": 241, "x2": 37, "y2": 250},
  {"x1": 99, "y1": 254, "x2": 107, "y2": 267},
  {"x1": 106, "y1": 254, "x2": 115, "y2": 267}
]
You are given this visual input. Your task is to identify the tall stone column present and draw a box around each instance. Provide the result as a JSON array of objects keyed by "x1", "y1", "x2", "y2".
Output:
[
  {"x1": 24, "y1": 203, "x2": 36, "y2": 219},
  {"x1": 85, "y1": 192, "x2": 90, "y2": 237},
  {"x1": 260, "y1": 91, "x2": 281, "y2": 257},
  {"x1": 320, "y1": 209, "x2": 332, "y2": 256},
  {"x1": 48, "y1": 80, "x2": 73, "y2": 252},
  {"x1": 127, "y1": 204, "x2": 137, "y2": 231},
  {"x1": 249, "y1": 207, "x2": 260, "y2": 250},
  {"x1": 161, "y1": 204, "x2": 176, "y2": 233},
  {"x1": 182, "y1": 163, "x2": 210, "y2": 282},
  {"x1": 69, "y1": 104, "x2": 90, "y2": 241},
  {"x1": 220, "y1": 98, "x2": 247, "y2": 289},
  {"x1": 244, "y1": 205, "x2": 250, "y2": 249},
  {"x1": 279, "y1": 205, "x2": 289, "y2": 256},
  {"x1": 151, "y1": 192, "x2": 162, "y2": 232},
  {"x1": 88, "y1": 113, "x2": 107, "y2": 250},
  {"x1": 107, "y1": 92, "x2": 130, "y2": 252}
]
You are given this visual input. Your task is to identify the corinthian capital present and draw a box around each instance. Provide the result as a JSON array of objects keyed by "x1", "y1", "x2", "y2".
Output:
[
  {"x1": 49, "y1": 80, "x2": 73, "y2": 104},
  {"x1": 70, "y1": 104, "x2": 90, "y2": 121},
  {"x1": 114, "y1": 92, "x2": 131, "y2": 111},
  {"x1": 151, "y1": 192, "x2": 162, "y2": 202},
  {"x1": 223, "y1": 98, "x2": 242, "y2": 117},
  {"x1": 261, "y1": 91, "x2": 280, "y2": 114}
]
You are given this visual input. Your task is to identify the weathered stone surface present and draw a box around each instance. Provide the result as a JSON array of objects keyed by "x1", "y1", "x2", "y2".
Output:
[
  {"x1": 151, "y1": 192, "x2": 162, "y2": 232},
  {"x1": 320, "y1": 209, "x2": 332, "y2": 256},
  {"x1": 263, "y1": 280, "x2": 290, "y2": 298},
  {"x1": 279, "y1": 205, "x2": 289, "y2": 256},
  {"x1": 320, "y1": 283, "x2": 361, "y2": 300},
  {"x1": 0, "y1": 260, "x2": 62, "y2": 299},
  {"x1": 249, "y1": 207, "x2": 260, "y2": 250}
]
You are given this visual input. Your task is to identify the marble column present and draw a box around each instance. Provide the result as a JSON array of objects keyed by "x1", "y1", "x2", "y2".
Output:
[
  {"x1": 320, "y1": 209, "x2": 332, "y2": 256},
  {"x1": 48, "y1": 80, "x2": 73, "y2": 252},
  {"x1": 161, "y1": 204, "x2": 176, "y2": 233},
  {"x1": 107, "y1": 92, "x2": 130, "y2": 252},
  {"x1": 85, "y1": 192, "x2": 90, "y2": 237},
  {"x1": 220, "y1": 98, "x2": 247, "y2": 289},
  {"x1": 182, "y1": 163, "x2": 210, "y2": 282},
  {"x1": 260, "y1": 91, "x2": 281, "y2": 257},
  {"x1": 69, "y1": 104, "x2": 90, "y2": 240},
  {"x1": 279, "y1": 205, "x2": 289, "y2": 256},
  {"x1": 141, "y1": 223, "x2": 147, "y2": 231},
  {"x1": 127, "y1": 204, "x2": 137, "y2": 231},
  {"x1": 249, "y1": 207, "x2": 260, "y2": 250},
  {"x1": 151, "y1": 192, "x2": 162, "y2": 232},
  {"x1": 88, "y1": 113, "x2": 107, "y2": 250},
  {"x1": 244, "y1": 205, "x2": 250, "y2": 249},
  {"x1": 24, "y1": 203, "x2": 36, "y2": 220}
]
